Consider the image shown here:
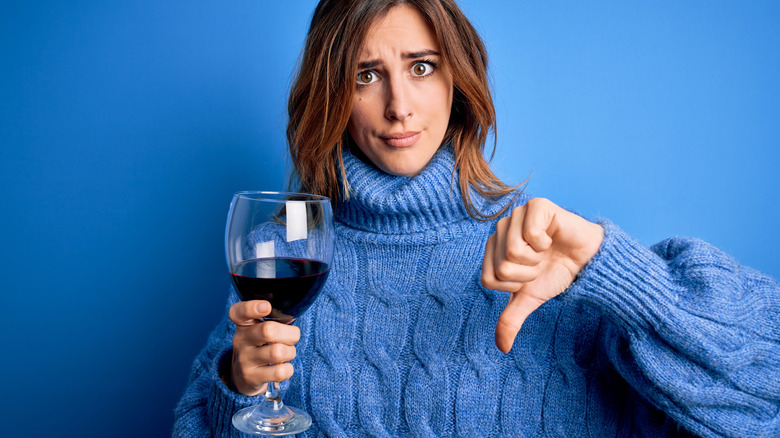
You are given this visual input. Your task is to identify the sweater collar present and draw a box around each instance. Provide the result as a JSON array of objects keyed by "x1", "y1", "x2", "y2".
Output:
[{"x1": 336, "y1": 145, "x2": 472, "y2": 234}]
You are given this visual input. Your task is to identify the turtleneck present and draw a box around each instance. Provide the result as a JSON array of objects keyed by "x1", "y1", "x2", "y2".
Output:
[{"x1": 336, "y1": 145, "x2": 510, "y2": 234}]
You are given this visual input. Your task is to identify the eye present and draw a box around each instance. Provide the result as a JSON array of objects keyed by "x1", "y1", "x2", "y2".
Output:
[
  {"x1": 357, "y1": 71, "x2": 378, "y2": 85},
  {"x1": 411, "y1": 61, "x2": 434, "y2": 77}
]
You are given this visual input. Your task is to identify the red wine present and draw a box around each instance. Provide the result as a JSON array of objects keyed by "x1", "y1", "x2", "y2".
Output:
[{"x1": 231, "y1": 257, "x2": 329, "y2": 321}]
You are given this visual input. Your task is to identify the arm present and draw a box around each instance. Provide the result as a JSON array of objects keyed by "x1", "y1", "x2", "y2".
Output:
[
  {"x1": 567, "y1": 221, "x2": 780, "y2": 437},
  {"x1": 482, "y1": 197, "x2": 780, "y2": 437}
]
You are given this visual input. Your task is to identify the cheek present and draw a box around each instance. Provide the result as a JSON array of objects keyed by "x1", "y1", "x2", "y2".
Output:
[
  {"x1": 347, "y1": 104, "x2": 376, "y2": 152},
  {"x1": 419, "y1": 73, "x2": 453, "y2": 117},
  {"x1": 350, "y1": 97, "x2": 378, "y2": 127},
  {"x1": 428, "y1": 83, "x2": 453, "y2": 127},
  {"x1": 347, "y1": 106, "x2": 368, "y2": 136}
]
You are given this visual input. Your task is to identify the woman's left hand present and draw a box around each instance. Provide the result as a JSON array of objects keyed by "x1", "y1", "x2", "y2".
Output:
[{"x1": 481, "y1": 197, "x2": 604, "y2": 353}]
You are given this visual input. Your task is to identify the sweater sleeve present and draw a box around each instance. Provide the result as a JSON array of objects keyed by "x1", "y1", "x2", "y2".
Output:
[
  {"x1": 173, "y1": 288, "x2": 263, "y2": 437},
  {"x1": 566, "y1": 220, "x2": 780, "y2": 438}
]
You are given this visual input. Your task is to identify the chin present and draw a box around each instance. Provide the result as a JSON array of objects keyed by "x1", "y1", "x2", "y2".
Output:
[
  {"x1": 377, "y1": 159, "x2": 428, "y2": 177},
  {"x1": 380, "y1": 166, "x2": 420, "y2": 177},
  {"x1": 381, "y1": 148, "x2": 441, "y2": 177}
]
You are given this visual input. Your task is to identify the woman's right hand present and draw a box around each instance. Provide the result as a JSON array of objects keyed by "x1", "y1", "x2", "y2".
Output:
[{"x1": 227, "y1": 300, "x2": 301, "y2": 396}]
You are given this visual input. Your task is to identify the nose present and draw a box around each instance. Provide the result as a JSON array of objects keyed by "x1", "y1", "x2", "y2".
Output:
[{"x1": 384, "y1": 77, "x2": 413, "y2": 121}]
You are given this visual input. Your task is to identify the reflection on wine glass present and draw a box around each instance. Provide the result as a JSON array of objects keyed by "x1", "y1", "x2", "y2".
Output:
[{"x1": 225, "y1": 191, "x2": 335, "y2": 436}]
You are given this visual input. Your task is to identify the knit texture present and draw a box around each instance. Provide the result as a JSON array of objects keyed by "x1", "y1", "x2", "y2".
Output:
[{"x1": 174, "y1": 146, "x2": 780, "y2": 437}]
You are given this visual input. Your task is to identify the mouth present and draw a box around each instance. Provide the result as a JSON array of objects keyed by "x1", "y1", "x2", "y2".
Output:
[{"x1": 379, "y1": 131, "x2": 421, "y2": 148}]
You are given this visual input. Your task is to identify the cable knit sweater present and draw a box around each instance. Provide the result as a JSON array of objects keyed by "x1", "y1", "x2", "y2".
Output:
[{"x1": 174, "y1": 146, "x2": 780, "y2": 437}]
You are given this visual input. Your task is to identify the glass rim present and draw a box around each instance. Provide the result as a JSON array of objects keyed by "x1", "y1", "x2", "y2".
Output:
[{"x1": 233, "y1": 190, "x2": 330, "y2": 203}]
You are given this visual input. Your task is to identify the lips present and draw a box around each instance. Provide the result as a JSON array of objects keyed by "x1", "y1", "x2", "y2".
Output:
[{"x1": 379, "y1": 131, "x2": 421, "y2": 148}]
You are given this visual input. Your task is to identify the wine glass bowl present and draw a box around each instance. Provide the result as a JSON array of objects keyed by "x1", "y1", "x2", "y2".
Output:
[{"x1": 225, "y1": 191, "x2": 335, "y2": 435}]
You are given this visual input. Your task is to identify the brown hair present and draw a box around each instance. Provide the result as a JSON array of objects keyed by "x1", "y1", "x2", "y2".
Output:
[{"x1": 287, "y1": 0, "x2": 522, "y2": 220}]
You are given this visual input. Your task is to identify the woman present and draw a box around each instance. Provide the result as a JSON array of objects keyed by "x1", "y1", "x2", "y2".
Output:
[{"x1": 174, "y1": 1, "x2": 780, "y2": 436}]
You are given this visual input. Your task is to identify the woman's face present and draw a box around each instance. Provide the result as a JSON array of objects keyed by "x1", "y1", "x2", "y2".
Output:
[{"x1": 347, "y1": 5, "x2": 453, "y2": 177}]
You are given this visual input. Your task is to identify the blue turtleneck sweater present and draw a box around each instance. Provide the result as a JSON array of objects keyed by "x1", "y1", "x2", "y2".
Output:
[{"x1": 174, "y1": 147, "x2": 779, "y2": 437}]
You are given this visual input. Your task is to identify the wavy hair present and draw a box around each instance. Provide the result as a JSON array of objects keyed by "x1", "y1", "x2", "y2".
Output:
[{"x1": 287, "y1": 0, "x2": 522, "y2": 220}]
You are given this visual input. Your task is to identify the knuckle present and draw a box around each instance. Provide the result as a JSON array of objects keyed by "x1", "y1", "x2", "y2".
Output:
[
  {"x1": 526, "y1": 197, "x2": 550, "y2": 213},
  {"x1": 525, "y1": 227, "x2": 543, "y2": 241},
  {"x1": 270, "y1": 343, "x2": 286, "y2": 360},
  {"x1": 495, "y1": 262, "x2": 515, "y2": 282},
  {"x1": 505, "y1": 244, "x2": 524, "y2": 262},
  {"x1": 480, "y1": 270, "x2": 492, "y2": 287},
  {"x1": 259, "y1": 321, "x2": 277, "y2": 340}
]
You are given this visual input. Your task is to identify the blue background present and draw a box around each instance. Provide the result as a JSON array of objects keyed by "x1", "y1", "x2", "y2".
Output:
[{"x1": 1, "y1": 1, "x2": 777, "y2": 436}]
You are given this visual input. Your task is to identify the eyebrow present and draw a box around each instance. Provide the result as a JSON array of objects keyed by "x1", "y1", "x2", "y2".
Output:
[{"x1": 357, "y1": 49, "x2": 441, "y2": 70}]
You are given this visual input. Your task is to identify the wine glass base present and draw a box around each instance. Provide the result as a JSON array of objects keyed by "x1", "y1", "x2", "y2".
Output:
[{"x1": 232, "y1": 405, "x2": 312, "y2": 436}]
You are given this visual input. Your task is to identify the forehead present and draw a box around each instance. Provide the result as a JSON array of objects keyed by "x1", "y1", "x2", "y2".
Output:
[{"x1": 359, "y1": 5, "x2": 439, "y2": 57}]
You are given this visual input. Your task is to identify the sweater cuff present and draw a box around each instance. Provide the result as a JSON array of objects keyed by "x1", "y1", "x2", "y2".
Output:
[
  {"x1": 566, "y1": 220, "x2": 680, "y2": 335},
  {"x1": 207, "y1": 347, "x2": 263, "y2": 436}
]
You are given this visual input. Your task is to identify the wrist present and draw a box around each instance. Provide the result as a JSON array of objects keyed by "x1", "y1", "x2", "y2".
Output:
[
  {"x1": 586, "y1": 222, "x2": 605, "y2": 260},
  {"x1": 573, "y1": 221, "x2": 605, "y2": 271}
]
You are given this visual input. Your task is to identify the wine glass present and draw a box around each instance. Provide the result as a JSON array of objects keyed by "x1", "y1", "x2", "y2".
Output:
[{"x1": 225, "y1": 191, "x2": 335, "y2": 436}]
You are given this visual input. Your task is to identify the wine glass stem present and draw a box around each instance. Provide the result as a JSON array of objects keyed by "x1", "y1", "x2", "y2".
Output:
[{"x1": 265, "y1": 381, "x2": 284, "y2": 410}]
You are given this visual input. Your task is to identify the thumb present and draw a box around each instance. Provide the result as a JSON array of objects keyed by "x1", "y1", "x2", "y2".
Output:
[{"x1": 495, "y1": 291, "x2": 545, "y2": 353}]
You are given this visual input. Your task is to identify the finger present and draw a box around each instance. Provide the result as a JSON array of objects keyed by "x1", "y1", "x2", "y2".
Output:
[
  {"x1": 493, "y1": 215, "x2": 511, "y2": 265},
  {"x1": 523, "y1": 198, "x2": 554, "y2": 252},
  {"x1": 491, "y1": 212, "x2": 541, "y2": 284},
  {"x1": 243, "y1": 343, "x2": 298, "y2": 366},
  {"x1": 495, "y1": 291, "x2": 546, "y2": 353},
  {"x1": 505, "y1": 206, "x2": 544, "y2": 266},
  {"x1": 234, "y1": 321, "x2": 300, "y2": 355},
  {"x1": 234, "y1": 362, "x2": 295, "y2": 395},
  {"x1": 255, "y1": 320, "x2": 301, "y2": 346},
  {"x1": 482, "y1": 233, "x2": 523, "y2": 292},
  {"x1": 229, "y1": 300, "x2": 272, "y2": 326},
  {"x1": 249, "y1": 362, "x2": 294, "y2": 384}
]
